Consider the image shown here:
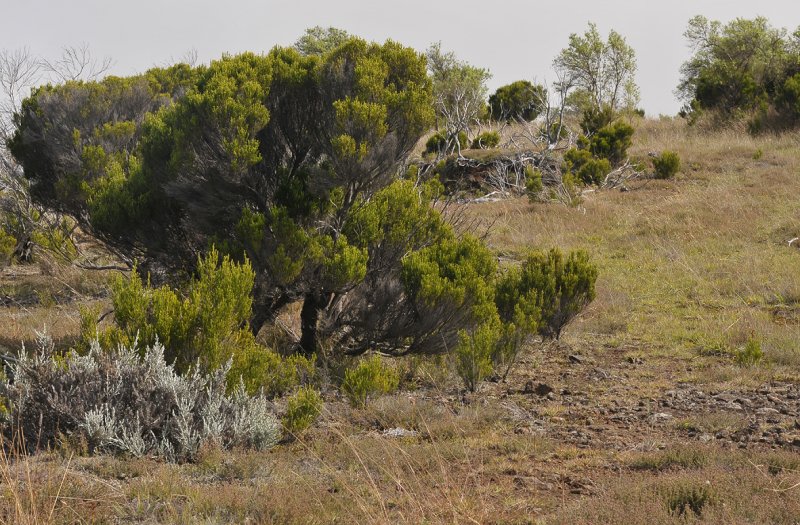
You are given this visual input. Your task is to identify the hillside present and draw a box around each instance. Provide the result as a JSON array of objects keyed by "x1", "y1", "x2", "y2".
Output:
[{"x1": 1, "y1": 117, "x2": 799, "y2": 523}]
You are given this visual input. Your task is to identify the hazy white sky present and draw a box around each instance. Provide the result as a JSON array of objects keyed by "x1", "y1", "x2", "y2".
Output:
[{"x1": 2, "y1": 0, "x2": 799, "y2": 116}]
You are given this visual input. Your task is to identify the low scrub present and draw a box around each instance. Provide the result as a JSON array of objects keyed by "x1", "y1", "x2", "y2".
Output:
[
  {"x1": 282, "y1": 386, "x2": 323, "y2": 435},
  {"x1": 652, "y1": 150, "x2": 681, "y2": 179},
  {"x1": 470, "y1": 131, "x2": 500, "y2": 149},
  {"x1": 0, "y1": 332, "x2": 281, "y2": 461},
  {"x1": 342, "y1": 355, "x2": 399, "y2": 408}
]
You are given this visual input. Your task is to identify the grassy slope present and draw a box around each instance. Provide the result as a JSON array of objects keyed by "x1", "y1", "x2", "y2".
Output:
[{"x1": 2, "y1": 118, "x2": 800, "y2": 524}]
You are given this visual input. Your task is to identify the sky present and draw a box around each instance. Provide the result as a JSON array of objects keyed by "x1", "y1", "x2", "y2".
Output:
[{"x1": 2, "y1": 0, "x2": 800, "y2": 116}]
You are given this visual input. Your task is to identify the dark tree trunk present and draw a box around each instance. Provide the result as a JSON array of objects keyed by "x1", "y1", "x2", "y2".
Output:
[{"x1": 299, "y1": 293, "x2": 322, "y2": 357}]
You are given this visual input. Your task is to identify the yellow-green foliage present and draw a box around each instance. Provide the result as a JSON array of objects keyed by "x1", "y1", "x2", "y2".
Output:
[
  {"x1": 82, "y1": 247, "x2": 308, "y2": 395},
  {"x1": 470, "y1": 131, "x2": 500, "y2": 149},
  {"x1": 734, "y1": 337, "x2": 763, "y2": 367},
  {"x1": 31, "y1": 217, "x2": 78, "y2": 262},
  {"x1": 525, "y1": 166, "x2": 544, "y2": 202},
  {"x1": 0, "y1": 227, "x2": 15, "y2": 266},
  {"x1": 514, "y1": 249, "x2": 598, "y2": 340},
  {"x1": 283, "y1": 386, "x2": 323, "y2": 435},
  {"x1": 455, "y1": 323, "x2": 498, "y2": 392},
  {"x1": 342, "y1": 355, "x2": 399, "y2": 408}
]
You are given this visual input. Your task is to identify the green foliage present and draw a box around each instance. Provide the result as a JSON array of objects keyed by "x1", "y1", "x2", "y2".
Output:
[
  {"x1": 283, "y1": 386, "x2": 323, "y2": 435},
  {"x1": 554, "y1": 23, "x2": 639, "y2": 112},
  {"x1": 525, "y1": 166, "x2": 544, "y2": 202},
  {"x1": 425, "y1": 130, "x2": 468, "y2": 154},
  {"x1": 294, "y1": 26, "x2": 351, "y2": 56},
  {"x1": 342, "y1": 355, "x2": 400, "y2": 408},
  {"x1": 734, "y1": 337, "x2": 764, "y2": 367},
  {"x1": 678, "y1": 16, "x2": 800, "y2": 128},
  {"x1": 455, "y1": 323, "x2": 499, "y2": 392},
  {"x1": 513, "y1": 249, "x2": 598, "y2": 340},
  {"x1": 563, "y1": 119, "x2": 632, "y2": 186},
  {"x1": 488, "y1": 80, "x2": 545, "y2": 121},
  {"x1": 652, "y1": 150, "x2": 681, "y2": 179},
  {"x1": 470, "y1": 131, "x2": 500, "y2": 149},
  {"x1": 564, "y1": 148, "x2": 611, "y2": 185},
  {"x1": 585, "y1": 121, "x2": 634, "y2": 165},
  {"x1": 82, "y1": 247, "x2": 308, "y2": 396},
  {"x1": 0, "y1": 227, "x2": 14, "y2": 266},
  {"x1": 580, "y1": 104, "x2": 616, "y2": 135}
]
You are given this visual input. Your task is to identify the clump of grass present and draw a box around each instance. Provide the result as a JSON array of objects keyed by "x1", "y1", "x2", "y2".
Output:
[
  {"x1": 629, "y1": 446, "x2": 708, "y2": 471},
  {"x1": 662, "y1": 481, "x2": 714, "y2": 517},
  {"x1": 734, "y1": 337, "x2": 764, "y2": 366}
]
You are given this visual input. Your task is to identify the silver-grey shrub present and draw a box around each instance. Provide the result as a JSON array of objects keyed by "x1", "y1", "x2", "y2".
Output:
[{"x1": 0, "y1": 332, "x2": 280, "y2": 461}]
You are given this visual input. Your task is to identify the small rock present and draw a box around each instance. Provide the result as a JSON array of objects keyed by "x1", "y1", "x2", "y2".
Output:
[
  {"x1": 533, "y1": 383, "x2": 554, "y2": 397},
  {"x1": 699, "y1": 433, "x2": 713, "y2": 443},
  {"x1": 383, "y1": 427, "x2": 418, "y2": 438},
  {"x1": 568, "y1": 354, "x2": 585, "y2": 364},
  {"x1": 650, "y1": 412, "x2": 673, "y2": 423},
  {"x1": 756, "y1": 408, "x2": 780, "y2": 416}
]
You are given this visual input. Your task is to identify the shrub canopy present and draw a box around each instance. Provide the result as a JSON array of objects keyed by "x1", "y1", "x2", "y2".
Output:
[{"x1": 677, "y1": 16, "x2": 800, "y2": 126}]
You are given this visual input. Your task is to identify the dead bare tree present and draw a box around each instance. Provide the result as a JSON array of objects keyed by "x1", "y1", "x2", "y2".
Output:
[{"x1": 41, "y1": 43, "x2": 112, "y2": 83}]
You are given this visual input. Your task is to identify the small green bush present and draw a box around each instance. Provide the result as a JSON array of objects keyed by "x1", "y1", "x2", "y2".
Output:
[
  {"x1": 564, "y1": 148, "x2": 611, "y2": 185},
  {"x1": 734, "y1": 337, "x2": 763, "y2": 366},
  {"x1": 577, "y1": 158, "x2": 612, "y2": 185},
  {"x1": 514, "y1": 249, "x2": 598, "y2": 340},
  {"x1": 81, "y1": 246, "x2": 311, "y2": 396},
  {"x1": 342, "y1": 355, "x2": 399, "y2": 408},
  {"x1": 587, "y1": 121, "x2": 634, "y2": 165},
  {"x1": 283, "y1": 386, "x2": 323, "y2": 435},
  {"x1": 425, "y1": 130, "x2": 468, "y2": 154},
  {"x1": 652, "y1": 150, "x2": 681, "y2": 179},
  {"x1": 455, "y1": 324, "x2": 498, "y2": 392},
  {"x1": 470, "y1": 131, "x2": 500, "y2": 149},
  {"x1": 525, "y1": 166, "x2": 544, "y2": 202}
]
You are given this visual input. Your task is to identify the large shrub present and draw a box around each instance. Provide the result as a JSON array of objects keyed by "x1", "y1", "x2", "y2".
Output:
[{"x1": 0, "y1": 333, "x2": 281, "y2": 461}]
